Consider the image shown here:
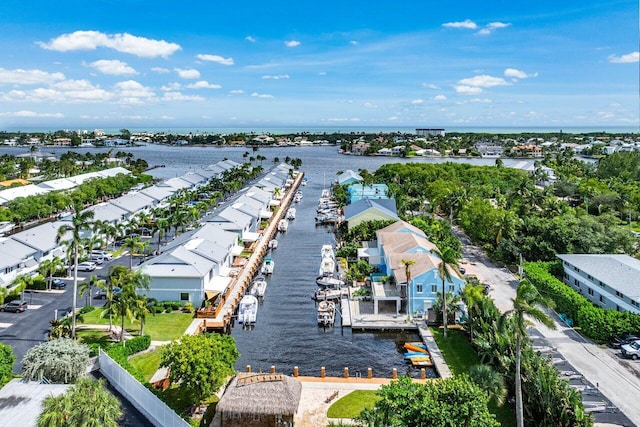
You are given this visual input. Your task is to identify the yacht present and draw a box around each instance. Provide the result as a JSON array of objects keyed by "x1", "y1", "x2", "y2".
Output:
[{"x1": 238, "y1": 294, "x2": 259, "y2": 325}]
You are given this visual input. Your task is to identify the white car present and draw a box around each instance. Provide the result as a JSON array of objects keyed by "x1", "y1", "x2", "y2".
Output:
[
  {"x1": 91, "y1": 250, "x2": 112, "y2": 260},
  {"x1": 77, "y1": 261, "x2": 97, "y2": 272},
  {"x1": 621, "y1": 339, "x2": 640, "y2": 360}
]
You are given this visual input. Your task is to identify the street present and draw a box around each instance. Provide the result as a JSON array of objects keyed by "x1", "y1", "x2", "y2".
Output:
[{"x1": 454, "y1": 226, "x2": 640, "y2": 426}]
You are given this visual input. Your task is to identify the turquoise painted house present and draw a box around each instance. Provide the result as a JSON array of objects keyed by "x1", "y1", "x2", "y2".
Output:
[
  {"x1": 347, "y1": 183, "x2": 389, "y2": 203},
  {"x1": 371, "y1": 221, "x2": 466, "y2": 317}
]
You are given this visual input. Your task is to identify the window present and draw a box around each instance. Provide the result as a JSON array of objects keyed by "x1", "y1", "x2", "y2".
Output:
[
  {"x1": 574, "y1": 279, "x2": 579, "y2": 287},
  {"x1": 599, "y1": 281, "x2": 605, "y2": 288},
  {"x1": 615, "y1": 291, "x2": 624, "y2": 299},
  {"x1": 599, "y1": 295, "x2": 604, "y2": 303},
  {"x1": 632, "y1": 300, "x2": 639, "y2": 307},
  {"x1": 448, "y1": 285, "x2": 454, "y2": 293},
  {"x1": 431, "y1": 285, "x2": 438, "y2": 293},
  {"x1": 416, "y1": 284, "x2": 423, "y2": 293},
  {"x1": 587, "y1": 288, "x2": 594, "y2": 296},
  {"x1": 180, "y1": 293, "x2": 189, "y2": 301}
]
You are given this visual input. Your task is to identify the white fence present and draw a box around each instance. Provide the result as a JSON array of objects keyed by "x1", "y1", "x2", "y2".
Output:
[{"x1": 98, "y1": 348, "x2": 189, "y2": 427}]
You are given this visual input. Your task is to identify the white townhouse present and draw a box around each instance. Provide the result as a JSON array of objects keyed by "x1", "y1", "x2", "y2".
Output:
[
  {"x1": 83, "y1": 203, "x2": 129, "y2": 226},
  {"x1": 206, "y1": 207, "x2": 258, "y2": 242},
  {"x1": 11, "y1": 221, "x2": 69, "y2": 262},
  {"x1": 0, "y1": 238, "x2": 40, "y2": 287},
  {"x1": 139, "y1": 225, "x2": 241, "y2": 305},
  {"x1": 557, "y1": 254, "x2": 640, "y2": 314},
  {"x1": 108, "y1": 193, "x2": 155, "y2": 220},
  {"x1": 138, "y1": 185, "x2": 176, "y2": 206},
  {"x1": 244, "y1": 186, "x2": 277, "y2": 209}
]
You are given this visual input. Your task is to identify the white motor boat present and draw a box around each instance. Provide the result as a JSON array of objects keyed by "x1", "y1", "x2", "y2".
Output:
[
  {"x1": 250, "y1": 277, "x2": 268, "y2": 298},
  {"x1": 286, "y1": 207, "x2": 296, "y2": 220},
  {"x1": 238, "y1": 294, "x2": 259, "y2": 325},
  {"x1": 278, "y1": 219, "x2": 289, "y2": 232},
  {"x1": 321, "y1": 244, "x2": 335, "y2": 260},
  {"x1": 319, "y1": 256, "x2": 336, "y2": 277},
  {"x1": 317, "y1": 300, "x2": 336, "y2": 326},
  {"x1": 261, "y1": 257, "x2": 275, "y2": 275},
  {"x1": 268, "y1": 239, "x2": 278, "y2": 249},
  {"x1": 316, "y1": 276, "x2": 345, "y2": 289}
]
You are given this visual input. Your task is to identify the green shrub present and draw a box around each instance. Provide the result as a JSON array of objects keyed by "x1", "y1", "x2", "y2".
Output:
[
  {"x1": 525, "y1": 261, "x2": 640, "y2": 342},
  {"x1": 165, "y1": 306, "x2": 173, "y2": 313},
  {"x1": 153, "y1": 306, "x2": 165, "y2": 314},
  {"x1": 79, "y1": 305, "x2": 95, "y2": 314},
  {"x1": 27, "y1": 275, "x2": 47, "y2": 290},
  {"x1": 22, "y1": 338, "x2": 90, "y2": 384},
  {"x1": 183, "y1": 302, "x2": 194, "y2": 314},
  {"x1": 171, "y1": 302, "x2": 182, "y2": 310},
  {"x1": 0, "y1": 343, "x2": 15, "y2": 387},
  {"x1": 125, "y1": 335, "x2": 151, "y2": 354}
]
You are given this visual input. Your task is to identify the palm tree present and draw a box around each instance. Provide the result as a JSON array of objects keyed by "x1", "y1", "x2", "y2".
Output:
[
  {"x1": 469, "y1": 364, "x2": 507, "y2": 406},
  {"x1": 462, "y1": 282, "x2": 487, "y2": 341},
  {"x1": 38, "y1": 256, "x2": 64, "y2": 290},
  {"x1": 121, "y1": 236, "x2": 145, "y2": 269},
  {"x1": 79, "y1": 275, "x2": 104, "y2": 307},
  {"x1": 498, "y1": 279, "x2": 555, "y2": 427},
  {"x1": 55, "y1": 209, "x2": 94, "y2": 339},
  {"x1": 107, "y1": 268, "x2": 150, "y2": 343},
  {"x1": 133, "y1": 294, "x2": 151, "y2": 335},
  {"x1": 37, "y1": 393, "x2": 71, "y2": 426},
  {"x1": 432, "y1": 245, "x2": 460, "y2": 339},
  {"x1": 401, "y1": 259, "x2": 415, "y2": 319}
]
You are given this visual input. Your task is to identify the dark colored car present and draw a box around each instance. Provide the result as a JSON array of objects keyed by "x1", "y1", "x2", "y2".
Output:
[
  {"x1": 51, "y1": 278, "x2": 67, "y2": 289},
  {"x1": 1, "y1": 300, "x2": 27, "y2": 312},
  {"x1": 95, "y1": 287, "x2": 121, "y2": 299},
  {"x1": 609, "y1": 332, "x2": 640, "y2": 349}
]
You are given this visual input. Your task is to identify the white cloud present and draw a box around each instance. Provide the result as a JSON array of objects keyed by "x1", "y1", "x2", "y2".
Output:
[
  {"x1": 160, "y1": 82, "x2": 182, "y2": 91},
  {"x1": 285, "y1": 40, "x2": 301, "y2": 47},
  {"x1": 90, "y1": 59, "x2": 137, "y2": 75},
  {"x1": 162, "y1": 92, "x2": 205, "y2": 101},
  {"x1": 608, "y1": 52, "x2": 639, "y2": 63},
  {"x1": 459, "y1": 75, "x2": 508, "y2": 88},
  {"x1": 350, "y1": 40, "x2": 359, "y2": 45},
  {"x1": 454, "y1": 85, "x2": 484, "y2": 95},
  {"x1": 151, "y1": 67, "x2": 170, "y2": 74},
  {"x1": 422, "y1": 83, "x2": 440, "y2": 90},
  {"x1": 251, "y1": 92, "x2": 274, "y2": 98},
  {"x1": 318, "y1": 71, "x2": 327, "y2": 76},
  {"x1": 229, "y1": 89, "x2": 245, "y2": 94},
  {"x1": 326, "y1": 117, "x2": 361, "y2": 122},
  {"x1": 0, "y1": 68, "x2": 65, "y2": 85},
  {"x1": 37, "y1": 30, "x2": 181, "y2": 58},
  {"x1": 363, "y1": 102, "x2": 378, "y2": 108},
  {"x1": 175, "y1": 68, "x2": 201, "y2": 79},
  {"x1": 186, "y1": 80, "x2": 222, "y2": 89},
  {"x1": 433, "y1": 94, "x2": 447, "y2": 101},
  {"x1": 504, "y1": 68, "x2": 537, "y2": 79},
  {"x1": 388, "y1": 116, "x2": 399, "y2": 121},
  {"x1": 196, "y1": 54, "x2": 234, "y2": 65},
  {"x1": 1, "y1": 80, "x2": 114, "y2": 103},
  {"x1": 442, "y1": 19, "x2": 477, "y2": 29},
  {"x1": 160, "y1": 115, "x2": 174, "y2": 120},
  {"x1": 0, "y1": 110, "x2": 63, "y2": 118},
  {"x1": 114, "y1": 80, "x2": 156, "y2": 104},
  {"x1": 245, "y1": 36, "x2": 256, "y2": 43},
  {"x1": 411, "y1": 99, "x2": 424, "y2": 104},
  {"x1": 476, "y1": 21, "x2": 511, "y2": 35},
  {"x1": 262, "y1": 74, "x2": 290, "y2": 80},
  {"x1": 469, "y1": 98, "x2": 492, "y2": 103}
]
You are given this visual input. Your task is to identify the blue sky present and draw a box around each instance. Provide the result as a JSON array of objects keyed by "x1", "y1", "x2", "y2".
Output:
[{"x1": 0, "y1": 0, "x2": 638, "y2": 130}]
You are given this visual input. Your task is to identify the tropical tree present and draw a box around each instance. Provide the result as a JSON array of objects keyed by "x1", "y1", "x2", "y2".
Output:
[
  {"x1": 103, "y1": 267, "x2": 150, "y2": 343},
  {"x1": 461, "y1": 281, "x2": 487, "y2": 341},
  {"x1": 469, "y1": 364, "x2": 507, "y2": 406},
  {"x1": 161, "y1": 334, "x2": 239, "y2": 407},
  {"x1": 401, "y1": 259, "x2": 415, "y2": 319},
  {"x1": 432, "y1": 245, "x2": 461, "y2": 339},
  {"x1": 37, "y1": 377, "x2": 122, "y2": 427},
  {"x1": 22, "y1": 338, "x2": 90, "y2": 384},
  {"x1": 0, "y1": 343, "x2": 15, "y2": 388},
  {"x1": 38, "y1": 256, "x2": 64, "y2": 291},
  {"x1": 121, "y1": 236, "x2": 145, "y2": 269},
  {"x1": 56, "y1": 208, "x2": 94, "y2": 339},
  {"x1": 498, "y1": 279, "x2": 555, "y2": 427},
  {"x1": 79, "y1": 275, "x2": 104, "y2": 307}
]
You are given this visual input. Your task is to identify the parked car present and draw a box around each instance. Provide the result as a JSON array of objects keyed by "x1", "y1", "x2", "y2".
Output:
[
  {"x1": 91, "y1": 250, "x2": 112, "y2": 261},
  {"x1": 609, "y1": 333, "x2": 640, "y2": 349},
  {"x1": 89, "y1": 254, "x2": 105, "y2": 264},
  {"x1": 51, "y1": 278, "x2": 67, "y2": 289},
  {"x1": 77, "y1": 261, "x2": 97, "y2": 272},
  {"x1": 0, "y1": 300, "x2": 27, "y2": 312},
  {"x1": 621, "y1": 339, "x2": 640, "y2": 360},
  {"x1": 95, "y1": 287, "x2": 121, "y2": 299}
]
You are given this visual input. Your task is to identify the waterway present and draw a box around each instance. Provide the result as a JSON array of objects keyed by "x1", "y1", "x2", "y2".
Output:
[{"x1": 0, "y1": 144, "x2": 531, "y2": 378}]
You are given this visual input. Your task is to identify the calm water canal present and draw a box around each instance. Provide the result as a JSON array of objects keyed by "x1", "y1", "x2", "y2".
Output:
[{"x1": 2, "y1": 144, "x2": 514, "y2": 378}]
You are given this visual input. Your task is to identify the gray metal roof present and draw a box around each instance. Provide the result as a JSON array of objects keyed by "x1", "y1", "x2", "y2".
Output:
[
  {"x1": 210, "y1": 207, "x2": 253, "y2": 229},
  {"x1": 0, "y1": 238, "x2": 38, "y2": 262},
  {"x1": 139, "y1": 185, "x2": 175, "y2": 202},
  {"x1": 343, "y1": 197, "x2": 398, "y2": 220},
  {"x1": 12, "y1": 221, "x2": 69, "y2": 253},
  {"x1": 85, "y1": 202, "x2": 129, "y2": 223},
  {"x1": 0, "y1": 379, "x2": 69, "y2": 426},
  {"x1": 556, "y1": 254, "x2": 640, "y2": 299},
  {"x1": 109, "y1": 193, "x2": 155, "y2": 213}
]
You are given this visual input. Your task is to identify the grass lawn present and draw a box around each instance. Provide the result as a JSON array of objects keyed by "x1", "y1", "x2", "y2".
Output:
[
  {"x1": 76, "y1": 329, "x2": 114, "y2": 347},
  {"x1": 79, "y1": 310, "x2": 194, "y2": 341},
  {"x1": 431, "y1": 327, "x2": 516, "y2": 427},
  {"x1": 327, "y1": 390, "x2": 379, "y2": 419},
  {"x1": 129, "y1": 347, "x2": 164, "y2": 382}
]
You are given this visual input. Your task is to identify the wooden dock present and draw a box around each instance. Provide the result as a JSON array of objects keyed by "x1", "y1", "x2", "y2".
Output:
[{"x1": 197, "y1": 171, "x2": 304, "y2": 331}]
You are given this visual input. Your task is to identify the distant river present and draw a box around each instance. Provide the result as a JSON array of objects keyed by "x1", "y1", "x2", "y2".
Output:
[{"x1": 1, "y1": 144, "x2": 524, "y2": 377}]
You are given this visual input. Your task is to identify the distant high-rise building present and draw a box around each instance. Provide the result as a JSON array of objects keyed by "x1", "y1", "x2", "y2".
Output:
[{"x1": 416, "y1": 128, "x2": 445, "y2": 137}]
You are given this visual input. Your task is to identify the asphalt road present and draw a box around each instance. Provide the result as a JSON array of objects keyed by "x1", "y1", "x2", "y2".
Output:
[{"x1": 453, "y1": 225, "x2": 640, "y2": 426}]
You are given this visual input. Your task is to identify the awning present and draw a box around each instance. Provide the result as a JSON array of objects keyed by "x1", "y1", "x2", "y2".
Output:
[
  {"x1": 24, "y1": 258, "x2": 37, "y2": 268},
  {"x1": 205, "y1": 291, "x2": 220, "y2": 300}
]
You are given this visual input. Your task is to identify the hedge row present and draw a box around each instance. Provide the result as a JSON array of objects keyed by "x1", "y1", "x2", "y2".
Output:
[
  {"x1": 524, "y1": 261, "x2": 640, "y2": 342},
  {"x1": 104, "y1": 335, "x2": 152, "y2": 384}
]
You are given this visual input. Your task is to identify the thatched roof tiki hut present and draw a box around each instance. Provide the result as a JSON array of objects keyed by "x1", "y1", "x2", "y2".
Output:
[{"x1": 215, "y1": 373, "x2": 302, "y2": 427}]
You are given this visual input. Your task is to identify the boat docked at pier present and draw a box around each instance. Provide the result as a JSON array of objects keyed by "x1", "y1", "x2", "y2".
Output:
[
  {"x1": 249, "y1": 277, "x2": 268, "y2": 298},
  {"x1": 316, "y1": 276, "x2": 345, "y2": 288},
  {"x1": 312, "y1": 288, "x2": 348, "y2": 301},
  {"x1": 268, "y1": 239, "x2": 278, "y2": 249},
  {"x1": 261, "y1": 257, "x2": 275, "y2": 275},
  {"x1": 320, "y1": 244, "x2": 335, "y2": 260},
  {"x1": 286, "y1": 207, "x2": 296, "y2": 220},
  {"x1": 238, "y1": 294, "x2": 259, "y2": 325},
  {"x1": 317, "y1": 300, "x2": 336, "y2": 327},
  {"x1": 278, "y1": 219, "x2": 289, "y2": 232},
  {"x1": 319, "y1": 256, "x2": 336, "y2": 277},
  {"x1": 294, "y1": 191, "x2": 303, "y2": 202}
]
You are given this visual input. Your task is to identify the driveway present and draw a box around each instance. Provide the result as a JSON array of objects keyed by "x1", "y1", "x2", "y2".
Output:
[{"x1": 454, "y1": 226, "x2": 640, "y2": 426}]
